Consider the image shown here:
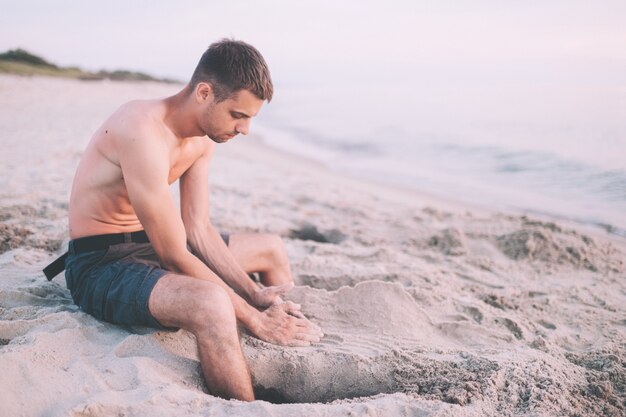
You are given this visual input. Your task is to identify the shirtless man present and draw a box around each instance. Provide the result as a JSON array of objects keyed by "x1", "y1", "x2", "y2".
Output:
[{"x1": 45, "y1": 39, "x2": 323, "y2": 401}]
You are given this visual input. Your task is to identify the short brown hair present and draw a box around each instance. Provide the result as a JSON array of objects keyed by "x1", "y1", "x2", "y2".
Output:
[{"x1": 190, "y1": 39, "x2": 273, "y2": 102}]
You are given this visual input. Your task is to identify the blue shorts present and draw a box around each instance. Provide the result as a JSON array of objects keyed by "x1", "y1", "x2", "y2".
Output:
[{"x1": 64, "y1": 234, "x2": 230, "y2": 329}]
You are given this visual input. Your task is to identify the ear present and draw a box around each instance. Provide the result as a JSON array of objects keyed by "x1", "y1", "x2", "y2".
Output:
[{"x1": 195, "y1": 82, "x2": 214, "y2": 103}]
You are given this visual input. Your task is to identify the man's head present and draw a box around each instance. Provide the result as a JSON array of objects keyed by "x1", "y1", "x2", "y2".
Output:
[
  {"x1": 191, "y1": 39, "x2": 273, "y2": 103},
  {"x1": 190, "y1": 39, "x2": 273, "y2": 142}
]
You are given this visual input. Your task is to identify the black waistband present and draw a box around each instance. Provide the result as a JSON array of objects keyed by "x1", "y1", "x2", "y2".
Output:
[
  {"x1": 71, "y1": 230, "x2": 150, "y2": 253},
  {"x1": 43, "y1": 230, "x2": 150, "y2": 281}
]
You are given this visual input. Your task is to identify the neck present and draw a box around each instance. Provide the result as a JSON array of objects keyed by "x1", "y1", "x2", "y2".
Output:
[{"x1": 163, "y1": 85, "x2": 204, "y2": 140}]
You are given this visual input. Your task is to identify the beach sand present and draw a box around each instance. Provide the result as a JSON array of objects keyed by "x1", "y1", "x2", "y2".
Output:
[{"x1": 0, "y1": 74, "x2": 624, "y2": 416}]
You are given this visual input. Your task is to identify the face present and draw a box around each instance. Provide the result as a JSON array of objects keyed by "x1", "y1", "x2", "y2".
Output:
[{"x1": 196, "y1": 85, "x2": 264, "y2": 143}]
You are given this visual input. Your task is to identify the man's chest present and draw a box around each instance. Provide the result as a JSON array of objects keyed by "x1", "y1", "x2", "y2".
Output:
[{"x1": 167, "y1": 138, "x2": 208, "y2": 184}]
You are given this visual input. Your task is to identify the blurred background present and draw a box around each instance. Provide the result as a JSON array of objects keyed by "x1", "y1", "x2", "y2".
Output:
[{"x1": 2, "y1": 0, "x2": 625, "y2": 233}]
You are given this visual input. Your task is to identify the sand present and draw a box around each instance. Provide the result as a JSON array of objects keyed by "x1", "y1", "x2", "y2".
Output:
[{"x1": 0, "y1": 74, "x2": 624, "y2": 416}]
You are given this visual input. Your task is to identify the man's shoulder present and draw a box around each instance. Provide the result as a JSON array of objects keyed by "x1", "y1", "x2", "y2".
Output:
[
  {"x1": 118, "y1": 98, "x2": 160, "y2": 113},
  {"x1": 97, "y1": 100, "x2": 168, "y2": 161},
  {"x1": 109, "y1": 100, "x2": 164, "y2": 136}
]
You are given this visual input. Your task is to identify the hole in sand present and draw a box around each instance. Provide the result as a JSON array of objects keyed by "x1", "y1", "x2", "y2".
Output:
[
  {"x1": 250, "y1": 353, "x2": 502, "y2": 405},
  {"x1": 254, "y1": 386, "x2": 292, "y2": 403},
  {"x1": 253, "y1": 384, "x2": 396, "y2": 404}
]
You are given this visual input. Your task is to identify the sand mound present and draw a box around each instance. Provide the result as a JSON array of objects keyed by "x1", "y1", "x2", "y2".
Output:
[
  {"x1": 495, "y1": 225, "x2": 622, "y2": 272},
  {"x1": 565, "y1": 344, "x2": 626, "y2": 408},
  {"x1": 156, "y1": 281, "x2": 445, "y2": 403},
  {"x1": 0, "y1": 202, "x2": 67, "y2": 254},
  {"x1": 428, "y1": 227, "x2": 468, "y2": 256},
  {"x1": 0, "y1": 223, "x2": 33, "y2": 253}
]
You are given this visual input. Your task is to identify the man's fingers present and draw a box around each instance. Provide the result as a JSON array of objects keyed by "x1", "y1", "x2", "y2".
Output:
[
  {"x1": 279, "y1": 327, "x2": 324, "y2": 346},
  {"x1": 284, "y1": 331, "x2": 322, "y2": 346},
  {"x1": 294, "y1": 319, "x2": 324, "y2": 338},
  {"x1": 286, "y1": 307, "x2": 323, "y2": 335},
  {"x1": 289, "y1": 310, "x2": 306, "y2": 319},
  {"x1": 282, "y1": 303, "x2": 305, "y2": 318},
  {"x1": 294, "y1": 318, "x2": 320, "y2": 329},
  {"x1": 283, "y1": 300, "x2": 301, "y2": 313},
  {"x1": 280, "y1": 301, "x2": 307, "y2": 319},
  {"x1": 294, "y1": 332, "x2": 323, "y2": 343}
]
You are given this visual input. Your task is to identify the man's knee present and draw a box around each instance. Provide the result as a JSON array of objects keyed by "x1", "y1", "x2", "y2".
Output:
[
  {"x1": 186, "y1": 282, "x2": 235, "y2": 333},
  {"x1": 264, "y1": 234, "x2": 289, "y2": 266}
]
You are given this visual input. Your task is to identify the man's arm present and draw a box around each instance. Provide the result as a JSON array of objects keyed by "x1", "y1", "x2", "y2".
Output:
[
  {"x1": 179, "y1": 143, "x2": 262, "y2": 303},
  {"x1": 116, "y1": 130, "x2": 260, "y2": 327},
  {"x1": 116, "y1": 126, "x2": 321, "y2": 346}
]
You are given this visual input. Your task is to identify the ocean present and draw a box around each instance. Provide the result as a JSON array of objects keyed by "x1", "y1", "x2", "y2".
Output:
[{"x1": 254, "y1": 82, "x2": 626, "y2": 236}]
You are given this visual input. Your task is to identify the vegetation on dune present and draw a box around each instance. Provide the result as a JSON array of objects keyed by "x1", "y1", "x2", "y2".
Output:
[
  {"x1": 0, "y1": 49, "x2": 59, "y2": 68},
  {"x1": 0, "y1": 48, "x2": 179, "y2": 83}
]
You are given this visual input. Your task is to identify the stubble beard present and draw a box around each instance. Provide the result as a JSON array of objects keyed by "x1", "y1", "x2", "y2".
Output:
[
  {"x1": 209, "y1": 135, "x2": 228, "y2": 144},
  {"x1": 208, "y1": 131, "x2": 237, "y2": 143}
]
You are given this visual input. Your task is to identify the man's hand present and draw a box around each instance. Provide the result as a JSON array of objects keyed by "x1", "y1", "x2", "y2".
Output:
[
  {"x1": 249, "y1": 282, "x2": 295, "y2": 309},
  {"x1": 250, "y1": 301, "x2": 324, "y2": 347}
]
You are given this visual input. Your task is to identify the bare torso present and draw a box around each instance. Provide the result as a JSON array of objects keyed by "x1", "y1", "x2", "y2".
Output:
[{"x1": 68, "y1": 99, "x2": 211, "y2": 239}]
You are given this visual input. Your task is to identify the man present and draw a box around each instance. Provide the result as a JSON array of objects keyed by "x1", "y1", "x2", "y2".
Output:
[{"x1": 44, "y1": 39, "x2": 323, "y2": 401}]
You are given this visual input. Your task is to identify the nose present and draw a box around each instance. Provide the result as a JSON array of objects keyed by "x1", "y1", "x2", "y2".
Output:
[{"x1": 235, "y1": 119, "x2": 251, "y2": 136}]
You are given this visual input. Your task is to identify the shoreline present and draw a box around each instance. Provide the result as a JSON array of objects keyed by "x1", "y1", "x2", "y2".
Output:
[
  {"x1": 258, "y1": 135, "x2": 626, "y2": 241},
  {"x1": 226, "y1": 135, "x2": 626, "y2": 250}
]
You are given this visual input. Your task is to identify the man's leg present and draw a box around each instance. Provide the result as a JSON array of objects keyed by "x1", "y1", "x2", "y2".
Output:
[
  {"x1": 147, "y1": 274, "x2": 254, "y2": 401},
  {"x1": 227, "y1": 233, "x2": 293, "y2": 286}
]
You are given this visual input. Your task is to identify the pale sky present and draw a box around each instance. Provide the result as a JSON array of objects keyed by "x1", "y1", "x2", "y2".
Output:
[{"x1": 2, "y1": 0, "x2": 625, "y2": 86}]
